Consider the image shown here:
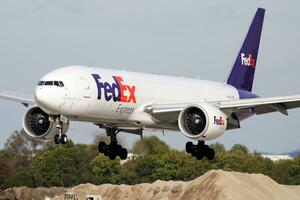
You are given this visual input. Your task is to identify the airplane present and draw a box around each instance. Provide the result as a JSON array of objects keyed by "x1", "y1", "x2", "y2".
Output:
[{"x1": 1, "y1": 8, "x2": 300, "y2": 161}]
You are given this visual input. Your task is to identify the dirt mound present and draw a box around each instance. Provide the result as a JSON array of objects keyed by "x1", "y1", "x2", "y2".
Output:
[
  {"x1": 51, "y1": 170, "x2": 300, "y2": 200},
  {"x1": 1, "y1": 170, "x2": 300, "y2": 200},
  {"x1": 0, "y1": 186, "x2": 64, "y2": 200}
]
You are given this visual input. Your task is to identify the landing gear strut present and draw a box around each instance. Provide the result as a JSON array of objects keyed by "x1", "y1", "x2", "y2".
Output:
[
  {"x1": 98, "y1": 128, "x2": 128, "y2": 160},
  {"x1": 53, "y1": 116, "x2": 68, "y2": 145},
  {"x1": 186, "y1": 141, "x2": 215, "y2": 160}
]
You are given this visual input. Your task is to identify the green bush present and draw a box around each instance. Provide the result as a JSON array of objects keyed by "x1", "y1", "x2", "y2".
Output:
[{"x1": 0, "y1": 133, "x2": 300, "y2": 190}]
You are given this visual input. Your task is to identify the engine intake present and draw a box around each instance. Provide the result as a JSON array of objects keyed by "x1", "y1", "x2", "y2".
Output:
[
  {"x1": 178, "y1": 103, "x2": 228, "y2": 140},
  {"x1": 22, "y1": 106, "x2": 68, "y2": 139},
  {"x1": 183, "y1": 107, "x2": 207, "y2": 135}
]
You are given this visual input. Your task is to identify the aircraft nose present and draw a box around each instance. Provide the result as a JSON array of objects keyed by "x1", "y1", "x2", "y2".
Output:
[
  {"x1": 35, "y1": 88, "x2": 49, "y2": 108},
  {"x1": 35, "y1": 87, "x2": 61, "y2": 114}
]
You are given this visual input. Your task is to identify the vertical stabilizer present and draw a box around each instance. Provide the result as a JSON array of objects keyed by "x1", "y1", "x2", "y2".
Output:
[{"x1": 227, "y1": 8, "x2": 265, "y2": 92}]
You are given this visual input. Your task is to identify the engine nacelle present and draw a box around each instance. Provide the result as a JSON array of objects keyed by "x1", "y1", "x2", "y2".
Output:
[
  {"x1": 22, "y1": 106, "x2": 69, "y2": 140},
  {"x1": 178, "y1": 103, "x2": 228, "y2": 140}
]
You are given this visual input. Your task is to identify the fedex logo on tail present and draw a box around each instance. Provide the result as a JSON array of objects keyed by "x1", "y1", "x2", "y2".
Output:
[
  {"x1": 214, "y1": 116, "x2": 225, "y2": 126},
  {"x1": 92, "y1": 74, "x2": 136, "y2": 103},
  {"x1": 241, "y1": 53, "x2": 256, "y2": 68}
]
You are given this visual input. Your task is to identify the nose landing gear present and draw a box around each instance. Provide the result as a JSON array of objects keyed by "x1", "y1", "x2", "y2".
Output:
[
  {"x1": 53, "y1": 116, "x2": 68, "y2": 145},
  {"x1": 54, "y1": 133, "x2": 68, "y2": 145},
  {"x1": 97, "y1": 128, "x2": 128, "y2": 160},
  {"x1": 186, "y1": 141, "x2": 215, "y2": 160}
]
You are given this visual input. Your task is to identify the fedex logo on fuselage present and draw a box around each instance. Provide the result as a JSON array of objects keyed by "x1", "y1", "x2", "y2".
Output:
[
  {"x1": 241, "y1": 53, "x2": 256, "y2": 68},
  {"x1": 214, "y1": 116, "x2": 225, "y2": 126},
  {"x1": 92, "y1": 74, "x2": 136, "y2": 103}
]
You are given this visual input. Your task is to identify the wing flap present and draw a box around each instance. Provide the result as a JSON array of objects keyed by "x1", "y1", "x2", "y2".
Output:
[{"x1": 253, "y1": 104, "x2": 287, "y2": 115}]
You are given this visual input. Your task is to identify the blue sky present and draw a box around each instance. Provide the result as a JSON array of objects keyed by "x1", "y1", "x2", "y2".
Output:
[{"x1": 0, "y1": 0, "x2": 299, "y2": 153}]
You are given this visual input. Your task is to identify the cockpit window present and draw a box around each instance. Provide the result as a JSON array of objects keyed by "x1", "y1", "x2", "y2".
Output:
[
  {"x1": 38, "y1": 81, "x2": 64, "y2": 87},
  {"x1": 38, "y1": 81, "x2": 45, "y2": 86},
  {"x1": 54, "y1": 81, "x2": 59, "y2": 86},
  {"x1": 45, "y1": 81, "x2": 53, "y2": 86},
  {"x1": 58, "y1": 81, "x2": 64, "y2": 87}
]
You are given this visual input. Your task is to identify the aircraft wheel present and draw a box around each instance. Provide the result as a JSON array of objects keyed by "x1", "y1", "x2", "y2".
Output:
[
  {"x1": 108, "y1": 151, "x2": 117, "y2": 160},
  {"x1": 196, "y1": 151, "x2": 204, "y2": 160},
  {"x1": 119, "y1": 148, "x2": 128, "y2": 160},
  {"x1": 54, "y1": 134, "x2": 60, "y2": 144},
  {"x1": 98, "y1": 142, "x2": 106, "y2": 153},
  {"x1": 104, "y1": 148, "x2": 109, "y2": 156},
  {"x1": 191, "y1": 148, "x2": 197, "y2": 157},
  {"x1": 60, "y1": 134, "x2": 68, "y2": 144},
  {"x1": 206, "y1": 148, "x2": 215, "y2": 160},
  {"x1": 185, "y1": 142, "x2": 193, "y2": 153}
]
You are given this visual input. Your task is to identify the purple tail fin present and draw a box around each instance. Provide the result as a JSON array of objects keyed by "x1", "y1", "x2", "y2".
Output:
[{"x1": 227, "y1": 8, "x2": 265, "y2": 92}]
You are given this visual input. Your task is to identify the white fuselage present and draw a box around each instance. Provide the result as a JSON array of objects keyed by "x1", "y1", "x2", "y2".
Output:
[{"x1": 35, "y1": 66, "x2": 239, "y2": 131}]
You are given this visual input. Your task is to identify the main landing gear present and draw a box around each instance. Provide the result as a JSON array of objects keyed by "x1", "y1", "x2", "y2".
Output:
[
  {"x1": 186, "y1": 141, "x2": 215, "y2": 160},
  {"x1": 98, "y1": 128, "x2": 128, "y2": 160},
  {"x1": 53, "y1": 117, "x2": 68, "y2": 145}
]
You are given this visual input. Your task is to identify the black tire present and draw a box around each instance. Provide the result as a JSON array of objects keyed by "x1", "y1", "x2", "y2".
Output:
[
  {"x1": 119, "y1": 148, "x2": 128, "y2": 160},
  {"x1": 206, "y1": 148, "x2": 215, "y2": 160},
  {"x1": 54, "y1": 134, "x2": 60, "y2": 144},
  {"x1": 185, "y1": 142, "x2": 193, "y2": 153},
  {"x1": 98, "y1": 142, "x2": 106, "y2": 153},
  {"x1": 196, "y1": 151, "x2": 204, "y2": 160},
  {"x1": 191, "y1": 149, "x2": 197, "y2": 157},
  {"x1": 108, "y1": 151, "x2": 117, "y2": 160},
  {"x1": 60, "y1": 135, "x2": 68, "y2": 145},
  {"x1": 104, "y1": 149, "x2": 109, "y2": 156}
]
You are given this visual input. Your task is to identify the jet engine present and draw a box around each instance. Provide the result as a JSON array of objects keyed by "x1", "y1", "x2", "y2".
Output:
[
  {"x1": 178, "y1": 103, "x2": 228, "y2": 140},
  {"x1": 22, "y1": 106, "x2": 69, "y2": 140}
]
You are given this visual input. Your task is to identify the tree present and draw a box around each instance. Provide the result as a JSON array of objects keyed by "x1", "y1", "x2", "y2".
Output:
[
  {"x1": 281, "y1": 158, "x2": 300, "y2": 185},
  {"x1": 90, "y1": 155, "x2": 121, "y2": 184},
  {"x1": 1, "y1": 166, "x2": 35, "y2": 189},
  {"x1": 210, "y1": 143, "x2": 226, "y2": 153},
  {"x1": 93, "y1": 135, "x2": 112, "y2": 146},
  {"x1": 131, "y1": 150, "x2": 212, "y2": 183},
  {"x1": 230, "y1": 144, "x2": 249, "y2": 155},
  {"x1": 4, "y1": 130, "x2": 45, "y2": 160},
  {"x1": 0, "y1": 159, "x2": 12, "y2": 186},
  {"x1": 32, "y1": 141, "x2": 95, "y2": 187},
  {"x1": 115, "y1": 160, "x2": 140, "y2": 185},
  {"x1": 132, "y1": 136, "x2": 169, "y2": 156},
  {"x1": 213, "y1": 152, "x2": 247, "y2": 172},
  {"x1": 2, "y1": 133, "x2": 300, "y2": 188},
  {"x1": 270, "y1": 160, "x2": 293, "y2": 184}
]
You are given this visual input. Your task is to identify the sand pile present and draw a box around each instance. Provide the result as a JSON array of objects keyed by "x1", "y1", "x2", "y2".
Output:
[
  {"x1": 0, "y1": 186, "x2": 64, "y2": 200},
  {"x1": 1, "y1": 170, "x2": 300, "y2": 200},
  {"x1": 51, "y1": 170, "x2": 300, "y2": 200}
]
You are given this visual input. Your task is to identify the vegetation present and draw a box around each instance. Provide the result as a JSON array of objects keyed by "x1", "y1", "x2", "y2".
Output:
[{"x1": 0, "y1": 130, "x2": 300, "y2": 190}]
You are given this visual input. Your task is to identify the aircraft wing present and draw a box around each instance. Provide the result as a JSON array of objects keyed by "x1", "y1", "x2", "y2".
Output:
[
  {"x1": 0, "y1": 91, "x2": 35, "y2": 107},
  {"x1": 218, "y1": 95, "x2": 300, "y2": 115},
  {"x1": 145, "y1": 95, "x2": 300, "y2": 122}
]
